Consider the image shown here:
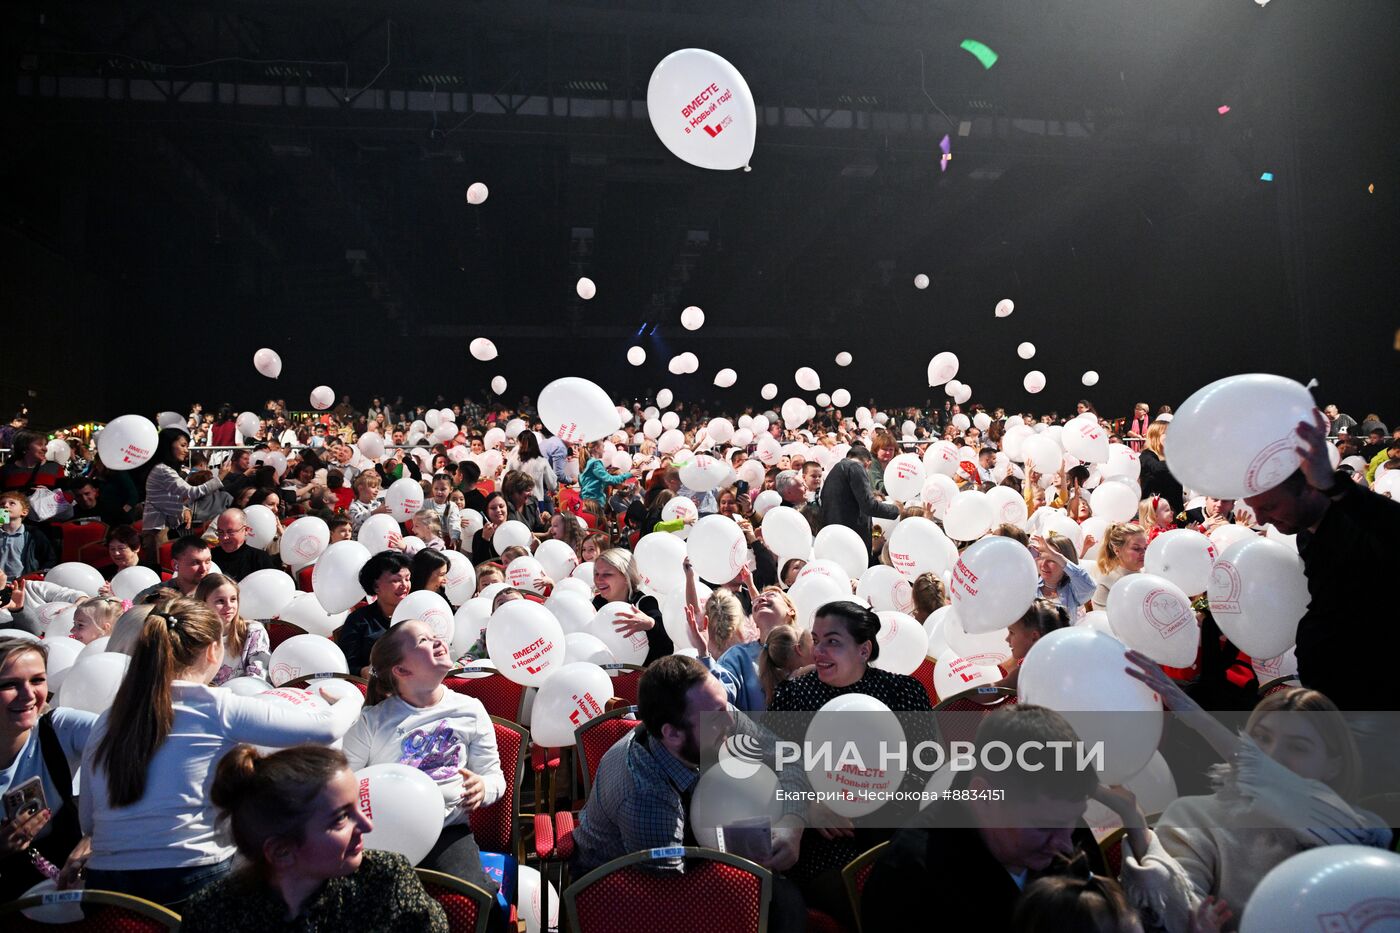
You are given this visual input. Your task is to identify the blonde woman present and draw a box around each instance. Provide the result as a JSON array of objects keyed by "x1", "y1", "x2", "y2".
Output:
[
  {"x1": 683, "y1": 555, "x2": 798, "y2": 711},
  {"x1": 909, "y1": 572, "x2": 946, "y2": 623},
  {"x1": 758, "y1": 624, "x2": 814, "y2": 708},
  {"x1": 1139, "y1": 420, "x2": 1184, "y2": 515},
  {"x1": 1090, "y1": 522, "x2": 1148, "y2": 611},
  {"x1": 590, "y1": 547, "x2": 671, "y2": 663}
]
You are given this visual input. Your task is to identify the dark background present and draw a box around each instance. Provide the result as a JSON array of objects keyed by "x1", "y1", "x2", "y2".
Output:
[{"x1": 3, "y1": 0, "x2": 1397, "y2": 427}]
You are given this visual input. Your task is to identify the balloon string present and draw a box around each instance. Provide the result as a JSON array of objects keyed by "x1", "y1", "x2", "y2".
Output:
[{"x1": 917, "y1": 50, "x2": 959, "y2": 132}]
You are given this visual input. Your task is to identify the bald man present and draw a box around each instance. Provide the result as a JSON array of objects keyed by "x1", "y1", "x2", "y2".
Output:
[{"x1": 212, "y1": 507, "x2": 282, "y2": 581}]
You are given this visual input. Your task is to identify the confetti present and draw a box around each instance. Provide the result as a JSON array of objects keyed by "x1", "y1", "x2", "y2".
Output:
[
  {"x1": 1217, "y1": 105, "x2": 1231, "y2": 115},
  {"x1": 960, "y1": 39, "x2": 999, "y2": 70},
  {"x1": 1260, "y1": 172, "x2": 1274, "y2": 182},
  {"x1": 1368, "y1": 184, "x2": 1374, "y2": 194},
  {"x1": 939, "y1": 134, "x2": 951, "y2": 172}
]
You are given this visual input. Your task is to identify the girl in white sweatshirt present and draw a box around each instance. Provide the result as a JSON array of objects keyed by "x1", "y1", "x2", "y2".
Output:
[
  {"x1": 342, "y1": 619, "x2": 504, "y2": 926},
  {"x1": 81, "y1": 596, "x2": 358, "y2": 906}
]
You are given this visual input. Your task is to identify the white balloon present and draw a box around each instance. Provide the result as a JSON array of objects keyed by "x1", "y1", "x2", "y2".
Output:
[
  {"x1": 813, "y1": 525, "x2": 868, "y2": 582},
  {"x1": 518, "y1": 864, "x2": 561, "y2": 933},
  {"x1": 1016, "y1": 342, "x2": 1036, "y2": 360},
  {"x1": 355, "y1": 514, "x2": 400, "y2": 556},
  {"x1": 1018, "y1": 627, "x2": 1162, "y2": 783},
  {"x1": 267, "y1": 634, "x2": 348, "y2": 685},
  {"x1": 950, "y1": 536, "x2": 1039, "y2": 634},
  {"x1": 95, "y1": 415, "x2": 158, "y2": 471},
  {"x1": 1166, "y1": 373, "x2": 1315, "y2": 498},
  {"x1": 55, "y1": 653, "x2": 130, "y2": 713},
  {"x1": 1143, "y1": 530, "x2": 1216, "y2": 596},
  {"x1": 953, "y1": 384, "x2": 972, "y2": 405},
  {"x1": 353, "y1": 764, "x2": 444, "y2": 865},
  {"x1": 486, "y1": 599, "x2": 566, "y2": 686},
  {"x1": 795, "y1": 367, "x2": 821, "y2": 392},
  {"x1": 530, "y1": 661, "x2": 614, "y2": 747},
  {"x1": 538, "y1": 376, "x2": 623, "y2": 444},
  {"x1": 534, "y1": 539, "x2": 579, "y2": 584},
  {"x1": 310, "y1": 386, "x2": 335, "y2": 410},
  {"x1": 1240, "y1": 846, "x2": 1400, "y2": 933},
  {"x1": 1106, "y1": 573, "x2": 1199, "y2": 667},
  {"x1": 913, "y1": 273, "x2": 929, "y2": 289},
  {"x1": 995, "y1": 298, "x2": 1015, "y2": 318},
  {"x1": 660, "y1": 411, "x2": 680, "y2": 431},
  {"x1": 883, "y1": 453, "x2": 926, "y2": 503},
  {"x1": 926, "y1": 352, "x2": 959, "y2": 387},
  {"x1": 1103, "y1": 444, "x2": 1141, "y2": 482},
  {"x1": 492, "y1": 520, "x2": 533, "y2": 556},
  {"x1": 856, "y1": 565, "x2": 915, "y2": 615},
  {"x1": 281, "y1": 517, "x2": 330, "y2": 570},
  {"x1": 943, "y1": 490, "x2": 995, "y2": 542},
  {"x1": 984, "y1": 485, "x2": 1028, "y2": 529},
  {"x1": 871, "y1": 610, "x2": 928, "y2": 676},
  {"x1": 391, "y1": 590, "x2": 456, "y2": 643},
  {"x1": 713, "y1": 368, "x2": 737, "y2": 388},
  {"x1": 450, "y1": 598, "x2": 491, "y2": 658},
  {"x1": 680, "y1": 306, "x2": 705, "y2": 330},
  {"x1": 1082, "y1": 370, "x2": 1100, "y2": 387},
  {"x1": 254, "y1": 348, "x2": 282, "y2": 378},
  {"x1": 761, "y1": 506, "x2": 813, "y2": 561},
  {"x1": 239, "y1": 569, "x2": 296, "y2": 620},
  {"x1": 1022, "y1": 370, "x2": 1046, "y2": 394},
  {"x1": 576, "y1": 277, "x2": 597, "y2": 300},
  {"x1": 1208, "y1": 536, "x2": 1308, "y2": 659},
  {"x1": 835, "y1": 351, "x2": 853, "y2": 367},
  {"x1": 110, "y1": 565, "x2": 160, "y2": 602},
  {"x1": 44, "y1": 562, "x2": 104, "y2": 596},
  {"x1": 276, "y1": 591, "x2": 347, "y2": 639},
  {"x1": 761, "y1": 383, "x2": 778, "y2": 400},
  {"x1": 35, "y1": 603, "x2": 77, "y2": 640},
  {"x1": 686, "y1": 514, "x2": 748, "y2": 583},
  {"x1": 1063, "y1": 417, "x2": 1110, "y2": 464},
  {"x1": 235, "y1": 411, "x2": 262, "y2": 440},
  {"x1": 465, "y1": 182, "x2": 489, "y2": 205},
  {"x1": 469, "y1": 337, "x2": 498, "y2": 361},
  {"x1": 748, "y1": 489, "x2": 781, "y2": 518},
  {"x1": 679, "y1": 454, "x2": 729, "y2": 492},
  {"x1": 804, "y1": 693, "x2": 906, "y2": 816},
  {"x1": 657, "y1": 429, "x2": 685, "y2": 455},
  {"x1": 646, "y1": 48, "x2": 757, "y2": 171},
  {"x1": 633, "y1": 533, "x2": 687, "y2": 596},
  {"x1": 312, "y1": 540, "x2": 372, "y2": 613},
  {"x1": 831, "y1": 388, "x2": 852, "y2": 408},
  {"x1": 382, "y1": 478, "x2": 424, "y2": 522},
  {"x1": 887, "y1": 517, "x2": 953, "y2": 581},
  {"x1": 780, "y1": 397, "x2": 809, "y2": 430},
  {"x1": 587, "y1": 601, "x2": 651, "y2": 666}
]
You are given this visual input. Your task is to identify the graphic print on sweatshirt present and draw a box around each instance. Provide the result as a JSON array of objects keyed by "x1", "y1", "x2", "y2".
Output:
[{"x1": 399, "y1": 719, "x2": 464, "y2": 780}]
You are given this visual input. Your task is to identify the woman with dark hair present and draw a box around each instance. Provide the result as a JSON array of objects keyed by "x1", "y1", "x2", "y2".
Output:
[
  {"x1": 338, "y1": 551, "x2": 413, "y2": 677},
  {"x1": 140, "y1": 428, "x2": 224, "y2": 565},
  {"x1": 409, "y1": 548, "x2": 451, "y2": 597},
  {"x1": 469, "y1": 491, "x2": 510, "y2": 564},
  {"x1": 178, "y1": 745, "x2": 447, "y2": 932},
  {"x1": 507, "y1": 429, "x2": 558, "y2": 503},
  {"x1": 80, "y1": 597, "x2": 358, "y2": 905},
  {"x1": 210, "y1": 408, "x2": 237, "y2": 448},
  {"x1": 998, "y1": 597, "x2": 1071, "y2": 689},
  {"x1": 0, "y1": 429, "x2": 64, "y2": 495},
  {"x1": 342, "y1": 620, "x2": 503, "y2": 927}
]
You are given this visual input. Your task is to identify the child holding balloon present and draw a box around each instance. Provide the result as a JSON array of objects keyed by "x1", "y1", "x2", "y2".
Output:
[
  {"x1": 342, "y1": 620, "x2": 504, "y2": 927},
  {"x1": 194, "y1": 574, "x2": 270, "y2": 685}
]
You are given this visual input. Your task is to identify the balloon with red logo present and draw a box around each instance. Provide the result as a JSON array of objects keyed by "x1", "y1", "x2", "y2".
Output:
[{"x1": 647, "y1": 49, "x2": 757, "y2": 171}]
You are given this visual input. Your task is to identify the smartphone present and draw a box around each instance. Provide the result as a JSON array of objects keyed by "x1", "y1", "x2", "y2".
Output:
[{"x1": 3, "y1": 776, "x2": 47, "y2": 822}]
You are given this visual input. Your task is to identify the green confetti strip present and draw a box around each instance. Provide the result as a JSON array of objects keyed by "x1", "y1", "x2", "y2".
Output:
[{"x1": 960, "y1": 39, "x2": 998, "y2": 70}]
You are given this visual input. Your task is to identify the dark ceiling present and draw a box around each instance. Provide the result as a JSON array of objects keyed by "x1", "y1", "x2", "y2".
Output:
[{"x1": 3, "y1": 0, "x2": 1398, "y2": 425}]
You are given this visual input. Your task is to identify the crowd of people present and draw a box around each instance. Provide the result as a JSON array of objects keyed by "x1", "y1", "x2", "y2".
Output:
[{"x1": 0, "y1": 385, "x2": 1397, "y2": 932}]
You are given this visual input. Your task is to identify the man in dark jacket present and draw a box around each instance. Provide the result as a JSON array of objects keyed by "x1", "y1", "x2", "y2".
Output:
[
  {"x1": 212, "y1": 507, "x2": 283, "y2": 581},
  {"x1": 861, "y1": 706, "x2": 1101, "y2": 932},
  {"x1": 819, "y1": 446, "x2": 899, "y2": 557}
]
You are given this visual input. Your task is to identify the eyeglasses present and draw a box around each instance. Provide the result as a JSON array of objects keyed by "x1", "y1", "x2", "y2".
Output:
[{"x1": 215, "y1": 527, "x2": 249, "y2": 537}]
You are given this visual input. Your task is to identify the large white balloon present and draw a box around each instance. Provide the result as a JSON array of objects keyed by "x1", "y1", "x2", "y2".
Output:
[
  {"x1": 804, "y1": 694, "x2": 906, "y2": 816},
  {"x1": 276, "y1": 591, "x2": 347, "y2": 639},
  {"x1": 312, "y1": 540, "x2": 372, "y2": 613},
  {"x1": 943, "y1": 490, "x2": 995, "y2": 542},
  {"x1": 44, "y1": 562, "x2": 104, "y2": 596},
  {"x1": 679, "y1": 454, "x2": 729, "y2": 492},
  {"x1": 646, "y1": 49, "x2": 757, "y2": 171},
  {"x1": 857, "y1": 565, "x2": 915, "y2": 614},
  {"x1": 1103, "y1": 444, "x2": 1141, "y2": 481},
  {"x1": 281, "y1": 517, "x2": 330, "y2": 570},
  {"x1": 236, "y1": 411, "x2": 262, "y2": 440},
  {"x1": 634, "y1": 532, "x2": 688, "y2": 596},
  {"x1": 587, "y1": 602, "x2": 651, "y2": 665},
  {"x1": 934, "y1": 648, "x2": 1003, "y2": 700},
  {"x1": 310, "y1": 386, "x2": 335, "y2": 410},
  {"x1": 886, "y1": 517, "x2": 953, "y2": 581},
  {"x1": 1106, "y1": 573, "x2": 1199, "y2": 667},
  {"x1": 780, "y1": 397, "x2": 809, "y2": 430},
  {"x1": 760, "y1": 383, "x2": 778, "y2": 400},
  {"x1": 382, "y1": 478, "x2": 424, "y2": 522},
  {"x1": 1063, "y1": 416, "x2": 1110, "y2": 464},
  {"x1": 54, "y1": 653, "x2": 130, "y2": 714},
  {"x1": 1207, "y1": 536, "x2": 1309, "y2": 659},
  {"x1": 814, "y1": 525, "x2": 869, "y2": 582},
  {"x1": 253, "y1": 348, "x2": 282, "y2": 378},
  {"x1": 1239, "y1": 846, "x2": 1400, "y2": 933},
  {"x1": 268, "y1": 634, "x2": 348, "y2": 685},
  {"x1": 761, "y1": 506, "x2": 813, "y2": 560},
  {"x1": 1090, "y1": 477, "x2": 1141, "y2": 523},
  {"x1": 984, "y1": 485, "x2": 1029, "y2": 529},
  {"x1": 531, "y1": 662, "x2": 613, "y2": 747},
  {"x1": 795, "y1": 367, "x2": 821, "y2": 392},
  {"x1": 391, "y1": 590, "x2": 456, "y2": 643},
  {"x1": 686, "y1": 514, "x2": 748, "y2": 583},
  {"x1": 353, "y1": 764, "x2": 444, "y2": 865},
  {"x1": 926, "y1": 352, "x2": 959, "y2": 387},
  {"x1": 490, "y1": 375, "x2": 508, "y2": 398},
  {"x1": 1018, "y1": 627, "x2": 1162, "y2": 783},
  {"x1": 1166, "y1": 373, "x2": 1315, "y2": 498},
  {"x1": 492, "y1": 520, "x2": 533, "y2": 556},
  {"x1": 239, "y1": 569, "x2": 296, "y2": 620},
  {"x1": 1143, "y1": 529, "x2": 1216, "y2": 596},
  {"x1": 534, "y1": 539, "x2": 579, "y2": 584},
  {"x1": 950, "y1": 536, "x2": 1039, "y2": 634},
  {"x1": 537, "y1": 376, "x2": 623, "y2": 444},
  {"x1": 486, "y1": 599, "x2": 566, "y2": 686},
  {"x1": 872, "y1": 611, "x2": 928, "y2": 676},
  {"x1": 95, "y1": 415, "x2": 158, "y2": 471},
  {"x1": 883, "y1": 453, "x2": 925, "y2": 503},
  {"x1": 110, "y1": 565, "x2": 160, "y2": 602},
  {"x1": 680, "y1": 305, "x2": 705, "y2": 330}
]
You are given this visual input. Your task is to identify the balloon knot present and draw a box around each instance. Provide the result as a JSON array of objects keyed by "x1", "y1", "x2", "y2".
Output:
[{"x1": 743, "y1": 165, "x2": 752, "y2": 173}]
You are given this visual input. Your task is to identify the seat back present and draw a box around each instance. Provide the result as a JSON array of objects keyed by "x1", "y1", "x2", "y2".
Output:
[
  {"x1": 445, "y1": 669, "x2": 527, "y2": 722},
  {"x1": 58, "y1": 521, "x2": 109, "y2": 564},
  {"x1": 932, "y1": 687, "x2": 1018, "y2": 746},
  {"x1": 574, "y1": 707, "x2": 640, "y2": 795},
  {"x1": 841, "y1": 840, "x2": 890, "y2": 933},
  {"x1": 263, "y1": 619, "x2": 309, "y2": 651},
  {"x1": 565, "y1": 847, "x2": 771, "y2": 933},
  {"x1": 470, "y1": 716, "x2": 528, "y2": 858},
  {"x1": 599, "y1": 663, "x2": 644, "y2": 706},
  {"x1": 910, "y1": 657, "x2": 937, "y2": 705},
  {"x1": 416, "y1": 868, "x2": 493, "y2": 933},
  {"x1": 282, "y1": 672, "x2": 369, "y2": 698},
  {"x1": 0, "y1": 888, "x2": 181, "y2": 932}
]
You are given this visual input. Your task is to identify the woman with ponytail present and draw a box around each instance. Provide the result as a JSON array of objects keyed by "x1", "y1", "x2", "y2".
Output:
[
  {"x1": 179, "y1": 745, "x2": 447, "y2": 932},
  {"x1": 342, "y1": 619, "x2": 504, "y2": 923},
  {"x1": 80, "y1": 596, "x2": 359, "y2": 906}
]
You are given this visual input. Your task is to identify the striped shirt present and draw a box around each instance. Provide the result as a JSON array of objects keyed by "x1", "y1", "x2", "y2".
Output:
[{"x1": 141, "y1": 464, "x2": 223, "y2": 530}]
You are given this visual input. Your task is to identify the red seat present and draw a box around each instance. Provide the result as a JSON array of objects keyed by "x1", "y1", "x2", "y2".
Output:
[
  {"x1": 933, "y1": 688, "x2": 1018, "y2": 746},
  {"x1": 158, "y1": 540, "x2": 174, "y2": 573},
  {"x1": 297, "y1": 565, "x2": 315, "y2": 592},
  {"x1": 78, "y1": 538, "x2": 114, "y2": 572},
  {"x1": 806, "y1": 909, "x2": 846, "y2": 933},
  {"x1": 470, "y1": 716, "x2": 528, "y2": 861},
  {"x1": 564, "y1": 847, "x2": 771, "y2": 933},
  {"x1": 57, "y1": 521, "x2": 108, "y2": 565},
  {"x1": 1100, "y1": 827, "x2": 1127, "y2": 877},
  {"x1": 0, "y1": 888, "x2": 181, "y2": 931},
  {"x1": 574, "y1": 707, "x2": 640, "y2": 796},
  {"x1": 416, "y1": 868, "x2": 493, "y2": 933},
  {"x1": 910, "y1": 657, "x2": 937, "y2": 705},
  {"x1": 445, "y1": 670, "x2": 527, "y2": 722},
  {"x1": 264, "y1": 620, "x2": 308, "y2": 651},
  {"x1": 600, "y1": 663, "x2": 644, "y2": 706},
  {"x1": 841, "y1": 841, "x2": 890, "y2": 933}
]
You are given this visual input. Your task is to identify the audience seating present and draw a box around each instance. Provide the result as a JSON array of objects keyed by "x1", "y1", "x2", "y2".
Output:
[
  {"x1": 598, "y1": 664, "x2": 644, "y2": 707},
  {"x1": 416, "y1": 869, "x2": 494, "y2": 933},
  {"x1": 840, "y1": 841, "x2": 889, "y2": 933},
  {"x1": 910, "y1": 657, "x2": 936, "y2": 705},
  {"x1": 574, "y1": 707, "x2": 640, "y2": 797},
  {"x1": 1099, "y1": 826, "x2": 1128, "y2": 877},
  {"x1": 263, "y1": 619, "x2": 309, "y2": 651},
  {"x1": 1258, "y1": 676, "x2": 1300, "y2": 698},
  {"x1": 564, "y1": 847, "x2": 771, "y2": 933},
  {"x1": 932, "y1": 687, "x2": 1018, "y2": 746},
  {"x1": 445, "y1": 667, "x2": 528, "y2": 722},
  {"x1": 57, "y1": 521, "x2": 108, "y2": 565},
  {"x1": 0, "y1": 888, "x2": 181, "y2": 932},
  {"x1": 282, "y1": 672, "x2": 369, "y2": 698},
  {"x1": 471, "y1": 716, "x2": 529, "y2": 865}
]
